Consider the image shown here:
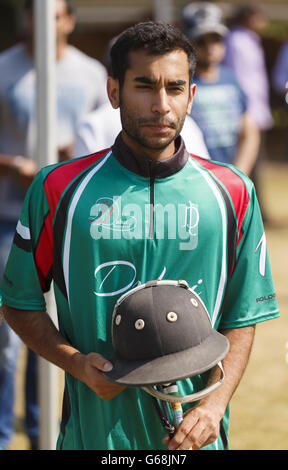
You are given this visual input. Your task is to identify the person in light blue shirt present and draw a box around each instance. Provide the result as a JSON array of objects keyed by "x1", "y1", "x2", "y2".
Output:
[
  {"x1": 181, "y1": 2, "x2": 260, "y2": 174},
  {"x1": 190, "y1": 64, "x2": 247, "y2": 164}
]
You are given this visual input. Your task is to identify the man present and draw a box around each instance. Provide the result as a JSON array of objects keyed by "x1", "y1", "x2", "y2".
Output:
[
  {"x1": 223, "y1": 4, "x2": 274, "y2": 218},
  {"x1": 73, "y1": 36, "x2": 209, "y2": 159},
  {"x1": 0, "y1": 0, "x2": 108, "y2": 450},
  {"x1": 0, "y1": 21, "x2": 279, "y2": 450},
  {"x1": 181, "y1": 2, "x2": 260, "y2": 176},
  {"x1": 223, "y1": 5, "x2": 273, "y2": 134},
  {"x1": 272, "y1": 40, "x2": 288, "y2": 161},
  {"x1": 272, "y1": 40, "x2": 288, "y2": 98}
]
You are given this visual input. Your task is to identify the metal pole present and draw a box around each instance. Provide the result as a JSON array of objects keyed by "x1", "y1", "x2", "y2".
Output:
[
  {"x1": 35, "y1": 0, "x2": 57, "y2": 167},
  {"x1": 153, "y1": 0, "x2": 174, "y2": 23},
  {"x1": 35, "y1": 0, "x2": 59, "y2": 450}
]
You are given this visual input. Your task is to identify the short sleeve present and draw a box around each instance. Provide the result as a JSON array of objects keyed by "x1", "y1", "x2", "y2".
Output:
[
  {"x1": 219, "y1": 184, "x2": 280, "y2": 329},
  {"x1": 0, "y1": 170, "x2": 53, "y2": 311}
]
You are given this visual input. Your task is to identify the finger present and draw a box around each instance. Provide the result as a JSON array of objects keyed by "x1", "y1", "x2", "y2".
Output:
[
  {"x1": 89, "y1": 353, "x2": 113, "y2": 372},
  {"x1": 179, "y1": 421, "x2": 206, "y2": 450},
  {"x1": 168, "y1": 413, "x2": 199, "y2": 450},
  {"x1": 172, "y1": 420, "x2": 217, "y2": 451}
]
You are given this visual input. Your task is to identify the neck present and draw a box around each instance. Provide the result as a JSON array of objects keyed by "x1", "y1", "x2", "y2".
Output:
[
  {"x1": 121, "y1": 131, "x2": 176, "y2": 162},
  {"x1": 112, "y1": 133, "x2": 187, "y2": 179},
  {"x1": 197, "y1": 64, "x2": 219, "y2": 82},
  {"x1": 56, "y1": 41, "x2": 69, "y2": 60}
]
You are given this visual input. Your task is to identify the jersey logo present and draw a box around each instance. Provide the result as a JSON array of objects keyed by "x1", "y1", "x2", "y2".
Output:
[
  {"x1": 93, "y1": 262, "x2": 166, "y2": 297},
  {"x1": 255, "y1": 233, "x2": 267, "y2": 277},
  {"x1": 179, "y1": 201, "x2": 199, "y2": 251},
  {"x1": 89, "y1": 197, "x2": 136, "y2": 236},
  {"x1": 93, "y1": 260, "x2": 205, "y2": 300},
  {"x1": 88, "y1": 198, "x2": 114, "y2": 224}
]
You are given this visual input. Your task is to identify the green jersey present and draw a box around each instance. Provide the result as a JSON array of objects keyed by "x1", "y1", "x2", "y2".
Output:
[{"x1": 0, "y1": 135, "x2": 279, "y2": 450}]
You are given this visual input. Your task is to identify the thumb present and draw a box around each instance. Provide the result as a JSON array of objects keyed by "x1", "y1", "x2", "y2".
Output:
[{"x1": 89, "y1": 353, "x2": 113, "y2": 372}]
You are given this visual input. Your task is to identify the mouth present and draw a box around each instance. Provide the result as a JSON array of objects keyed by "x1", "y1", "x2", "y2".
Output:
[
  {"x1": 142, "y1": 122, "x2": 175, "y2": 133},
  {"x1": 147, "y1": 124, "x2": 171, "y2": 130}
]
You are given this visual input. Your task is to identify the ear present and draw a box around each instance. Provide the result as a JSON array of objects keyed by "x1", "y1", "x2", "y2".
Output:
[
  {"x1": 107, "y1": 77, "x2": 120, "y2": 109},
  {"x1": 187, "y1": 83, "x2": 196, "y2": 115}
]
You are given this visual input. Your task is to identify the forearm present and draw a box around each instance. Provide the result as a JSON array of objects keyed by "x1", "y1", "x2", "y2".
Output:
[
  {"x1": 1, "y1": 304, "x2": 125, "y2": 400},
  {"x1": 1, "y1": 304, "x2": 84, "y2": 381},
  {"x1": 199, "y1": 325, "x2": 256, "y2": 417},
  {"x1": 0, "y1": 154, "x2": 19, "y2": 177},
  {"x1": 0, "y1": 154, "x2": 37, "y2": 186},
  {"x1": 167, "y1": 325, "x2": 256, "y2": 450},
  {"x1": 233, "y1": 115, "x2": 260, "y2": 177}
]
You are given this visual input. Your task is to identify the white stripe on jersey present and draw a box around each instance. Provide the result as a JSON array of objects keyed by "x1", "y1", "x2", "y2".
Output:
[
  {"x1": 16, "y1": 220, "x2": 31, "y2": 240},
  {"x1": 188, "y1": 157, "x2": 227, "y2": 327},
  {"x1": 63, "y1": 151, "x2": 112, "y2": 304}
]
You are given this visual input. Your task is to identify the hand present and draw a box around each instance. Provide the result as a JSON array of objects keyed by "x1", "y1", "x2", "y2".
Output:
[
  {"x1": 79, "y1": 352, "x2": 126, "y2": 401},
  {"x1": 162, "y1": 403, "x2": 222, "y2": 450},
  {"x1": 58, "y1": 143, "x2": 74, "y2": 161},
  {"x1": 13, "y1": 156, "x2": 38, "y2": 188}
]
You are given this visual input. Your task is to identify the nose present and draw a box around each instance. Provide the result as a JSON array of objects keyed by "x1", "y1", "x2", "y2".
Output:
[{"x1": 151, "y1": 88, "x2": 171, "y2": 115}]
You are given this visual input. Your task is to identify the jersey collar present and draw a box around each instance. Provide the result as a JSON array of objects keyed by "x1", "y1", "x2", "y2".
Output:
[{"x1": 111, "y1": 133, "x2": 189, "y2": 178}]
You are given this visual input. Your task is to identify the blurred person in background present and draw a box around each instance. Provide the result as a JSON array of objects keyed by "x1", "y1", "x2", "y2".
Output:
[
  {"x1": 272, "y1": 40, "x2": 288, "y2": 160},
  {"x1": 181, "y1": 2, "x2": 260, "y2": 176},
  {"x1": 0, "y1": 0, "x2": 108, "y2": 450},
  {"x1": 223, "y1": 4, "x2": 273, "y2": 220},
  {"x1": 273, "y1": 40, "x2": 288, "y2": 98}
]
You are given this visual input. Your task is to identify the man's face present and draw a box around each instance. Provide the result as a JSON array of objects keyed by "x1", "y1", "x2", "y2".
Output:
[
  {"x1": 195, "y1": 33, "x2": 226, "y2": 68},
  {"x1": 25, "y1": 0, "x2": 75, "y2": 44},
  {"x1": 55, "y1": 0, "x2": 75, "y2": 44},
  {"x1": 108, "y1": 49, "x2": 195, "y2": 158}
]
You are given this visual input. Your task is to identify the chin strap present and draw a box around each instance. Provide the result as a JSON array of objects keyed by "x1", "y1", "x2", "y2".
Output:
[
  {"x1": 152, "y1": 394, "x2": 176, "y2": 438},
  {"x1": 141, "y1": 361, "x2": 225, "y2": 404}
]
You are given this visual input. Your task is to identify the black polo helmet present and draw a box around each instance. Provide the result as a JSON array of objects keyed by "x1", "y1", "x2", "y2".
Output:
[{"x1": 105, "y1": 280, "x2": 229, "y2": 403}]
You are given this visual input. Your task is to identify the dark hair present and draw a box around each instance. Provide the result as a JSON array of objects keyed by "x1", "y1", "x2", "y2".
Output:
[
  {"x1": 228, "y1": 5, "x2": 265, "y2": 27},
  {"x1": 110, "y1": 21, "x2": 197, "y2": 88},
  {"x1": 24, "y1": 0, "x2": 75, "y2": 15}
]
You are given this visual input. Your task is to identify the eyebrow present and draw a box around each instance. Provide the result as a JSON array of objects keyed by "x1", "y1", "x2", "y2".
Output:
[{"x1": 134, "y1": 76, "x2": 186, "y2": 86}]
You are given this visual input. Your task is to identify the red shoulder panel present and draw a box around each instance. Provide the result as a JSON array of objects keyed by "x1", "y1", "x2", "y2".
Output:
[
  {"x1": 191, "y1": 155, "x2": 250, "y2": 245},
  {"x1": 44, "y1": 149, "x2": 109, "y2": 219},
  {"x1": 35, "y1": 149, "x2": 109, "y2": 291}
]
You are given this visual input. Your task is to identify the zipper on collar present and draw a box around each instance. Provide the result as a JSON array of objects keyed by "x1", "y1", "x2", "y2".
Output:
[
  {"x1": 112, "y1": 134, "x2": 189, "y2": 178},
  {"x1": 149, "y1": 163, "x2": 156, "y2": 239}
]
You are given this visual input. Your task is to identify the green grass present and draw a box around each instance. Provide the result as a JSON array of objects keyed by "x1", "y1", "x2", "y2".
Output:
[{"x1": 229, "y1": 162, "x2": 288, "y2": 450}]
